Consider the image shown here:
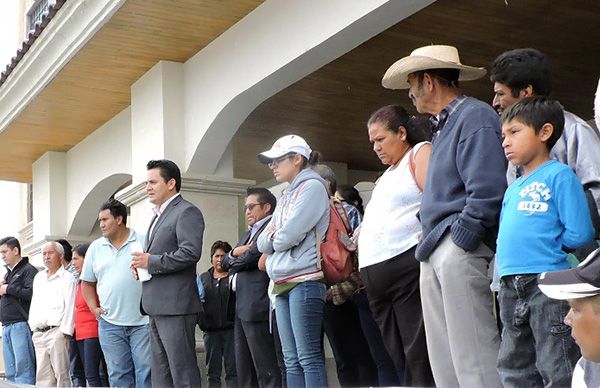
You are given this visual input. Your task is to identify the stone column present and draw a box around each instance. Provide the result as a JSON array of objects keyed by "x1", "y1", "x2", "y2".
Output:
[
  {"x1": 130, "y1": 60, "x2": 185, "y2": 183},
  {"x1": 25, "y1": 151, "x2": 68, "y2": 266}
]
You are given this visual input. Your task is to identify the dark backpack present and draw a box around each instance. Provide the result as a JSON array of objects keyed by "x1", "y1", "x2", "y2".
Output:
[{"x1": 317, "y1": 198, "x2": 356, "y2": 285}]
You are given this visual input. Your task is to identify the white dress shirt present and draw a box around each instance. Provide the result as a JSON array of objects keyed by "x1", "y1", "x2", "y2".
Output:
[
  {"x1": 149, "y1": 193, "x2": 181, "y2": 238},
  {"x1": 250, "y1": 215, "x2": 272, "y2": 242},
  {"x1": 28, "y1": 266, "x2": 77, "y2": 335}
]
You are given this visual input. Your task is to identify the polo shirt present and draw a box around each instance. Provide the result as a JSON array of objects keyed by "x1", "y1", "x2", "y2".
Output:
[{"x1": 80, "y1": 229, "x2": 148, "y2": 326}]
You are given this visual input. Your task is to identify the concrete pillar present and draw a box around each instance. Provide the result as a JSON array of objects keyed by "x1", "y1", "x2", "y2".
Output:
[
  {"x1": 26, "y1": 152, "x2": 69, "y2": 265},
  {"x1": 32, "y1": 151, "x2": 67, "y2": 240},
  {"x1": 127, "y1": 59, "x2": 253, "y2": 270},
  {"x1": 130, "y1": 61, "x2": 185, "y2": 183}
]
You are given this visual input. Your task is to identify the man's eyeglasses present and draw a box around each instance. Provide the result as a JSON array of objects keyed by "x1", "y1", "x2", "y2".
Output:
[
  {"x1": 268, "y1": 153, "x2": 296, "y2": 168},
  {"x1": 243, "y1": 203, "x2": 264, "y2": 212}
]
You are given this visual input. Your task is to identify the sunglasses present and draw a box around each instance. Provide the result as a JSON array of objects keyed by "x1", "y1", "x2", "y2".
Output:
[
  {"x1": 267, "y1": 153, "x2": 296, "y2": 168},
  {"x1": 243, "y1": 203, "x2": 264, "y2": 212}
]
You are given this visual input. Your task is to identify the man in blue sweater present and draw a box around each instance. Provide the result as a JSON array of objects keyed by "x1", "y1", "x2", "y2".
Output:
[{"x1": 382, "y1": 45, "x2": 506, "y2": 387}]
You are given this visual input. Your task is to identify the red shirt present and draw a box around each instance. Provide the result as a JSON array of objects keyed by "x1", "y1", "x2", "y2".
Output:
[{"x1": 74, "y1": 283, "x2": 98, "y2": 340}]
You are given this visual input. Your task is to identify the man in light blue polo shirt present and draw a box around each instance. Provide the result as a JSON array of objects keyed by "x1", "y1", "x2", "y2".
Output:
[{"x1": 81, "y1": 199, "x2": 151, "y2": 388}]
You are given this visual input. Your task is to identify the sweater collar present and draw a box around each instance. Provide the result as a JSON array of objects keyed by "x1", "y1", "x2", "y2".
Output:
[{"x1": 431, "y1": 95, "x2": 468, "y2": 142}]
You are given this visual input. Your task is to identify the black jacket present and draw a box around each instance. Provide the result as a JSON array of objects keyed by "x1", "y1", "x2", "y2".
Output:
[
  {"x1": 221, "y1": 219, "x2": 271, "y2": 322},
  {"x1": 198, "y1": 268, "x2": 234, "y2": 331},
  {"x1": 0, "y1": 257, "x2": 39, "y2": 324}
]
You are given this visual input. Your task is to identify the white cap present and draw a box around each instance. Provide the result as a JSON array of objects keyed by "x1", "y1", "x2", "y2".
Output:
[{"x1": 257, "y1": 135, "x2": 312, "y2": 164}]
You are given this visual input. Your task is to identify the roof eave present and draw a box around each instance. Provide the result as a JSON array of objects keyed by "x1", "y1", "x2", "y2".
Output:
[{"x1": 0, "y1": 0, "x2": 127, "y2": 141}]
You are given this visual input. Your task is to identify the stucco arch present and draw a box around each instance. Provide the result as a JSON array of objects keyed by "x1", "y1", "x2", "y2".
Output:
[
  {"x1": 183, "y1": 0, "x2": 433, "y2": 176},
  {"x1": 68, "y1": 173, "x2": 132, "y2": 237}
]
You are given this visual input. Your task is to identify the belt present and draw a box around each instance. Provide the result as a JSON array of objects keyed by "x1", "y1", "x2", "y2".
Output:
[{"x1": 35, "y1": 325, "x2": 58, "y2": 333}]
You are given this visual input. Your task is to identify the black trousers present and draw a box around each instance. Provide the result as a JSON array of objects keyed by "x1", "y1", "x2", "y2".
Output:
[
  {"x1": 323, "y1": 299, "x2": 378, "y2": 387},
  {"x1": 76, "y1": 338, "x2": 107, "y2": 387},
  {"x1": 360, "y1": 247, "x2": 434, "y2": 387},
  {"x1": 204, "y1": 329, "x2": 236, "y2": 388},
  {"x1": 352, "y1": 290, "x2": 402, "y2": 386},
  {"x1": 234, "y1": 317, "x2": 281, "y2": 388},
  {"x1": 149, "y1": 314, "x2": 201, "y2": 388}
]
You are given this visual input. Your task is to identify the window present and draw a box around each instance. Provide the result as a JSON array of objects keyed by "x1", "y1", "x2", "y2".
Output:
[{"x1": 27, "y1": 0, "x2": 54, "y2": 32}]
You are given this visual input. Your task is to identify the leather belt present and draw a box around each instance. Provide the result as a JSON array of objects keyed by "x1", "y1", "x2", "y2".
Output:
[{"x1": 35, "y1": 325, "x2": 58, "y2": 333}]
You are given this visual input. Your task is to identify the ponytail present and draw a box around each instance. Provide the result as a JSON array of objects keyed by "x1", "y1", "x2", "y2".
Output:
[{"x1": 302, "y1": 150, "x2": 322, "y2": 168}]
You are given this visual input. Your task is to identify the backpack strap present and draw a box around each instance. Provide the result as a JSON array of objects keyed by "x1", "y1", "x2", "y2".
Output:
[{"x1": 331, "y1": 198, "x2": 351, "y2": 234}]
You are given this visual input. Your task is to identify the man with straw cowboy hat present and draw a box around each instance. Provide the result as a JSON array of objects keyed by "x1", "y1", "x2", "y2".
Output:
[{"x1": 382, "y1": 45, "x2": 506, "y2": 387}]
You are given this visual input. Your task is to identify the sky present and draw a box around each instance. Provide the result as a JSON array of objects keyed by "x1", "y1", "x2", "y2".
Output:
[{"x1": 0, "y1": 1, "x2": 26, "y2": 238}]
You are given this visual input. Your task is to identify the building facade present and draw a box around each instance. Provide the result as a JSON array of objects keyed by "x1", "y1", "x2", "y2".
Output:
[{"x1": 0, "y1": 0, "x2": 597, "y2": 269}]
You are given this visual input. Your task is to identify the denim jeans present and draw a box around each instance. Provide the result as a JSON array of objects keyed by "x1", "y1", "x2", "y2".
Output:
[
  {"x1": 203, "y1": 328, "x2": 237, "y2": 388},
  {"x1": 323, "y1": 299, "x2": 378, "y2": 387},
  {"x1": 69, "y1": 335, "x2": 86, "y2": 387},
  {"x1": 351, "y1": 290, "x2": 402, "y2": 386},
  {"x1": 275, "y1": 281, "x2": 328, "y2": 388},
  {"x1": 98, "y1": 318, "x2": 151, "y2": 388},
  {"x1": 2, "y1": 321, "x2": 36, "y2": 384},
  {"x1": 497, "y1": 274, "x2": 580, "y2": 387},
  {"x1": 76, "y1": 338, "x2": 107, "y2": 387}
]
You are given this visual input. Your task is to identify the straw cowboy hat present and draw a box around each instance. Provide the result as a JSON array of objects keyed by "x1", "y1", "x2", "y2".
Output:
[{"x1": 382, "y1": 45, "x2": 487, "y2": 90}]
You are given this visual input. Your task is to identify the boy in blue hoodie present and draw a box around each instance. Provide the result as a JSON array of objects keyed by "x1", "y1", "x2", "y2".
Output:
[{"x1": 496, "y1": 96, "x2": 594, "y2": 387}]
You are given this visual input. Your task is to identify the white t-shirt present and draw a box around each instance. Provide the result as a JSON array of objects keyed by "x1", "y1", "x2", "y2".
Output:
[{"x1": 358, "y1": 142, "x2": 428, "y2": 269}]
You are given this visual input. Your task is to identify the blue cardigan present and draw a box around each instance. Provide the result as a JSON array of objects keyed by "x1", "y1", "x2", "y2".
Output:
[{"x1": 415, "y1": 96, "x2": 507, "y2": 261}]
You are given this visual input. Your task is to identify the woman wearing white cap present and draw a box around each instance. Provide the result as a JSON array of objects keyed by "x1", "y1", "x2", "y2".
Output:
[{"x1": 256, "y1": 134, "x2": 330, "y2": 388}]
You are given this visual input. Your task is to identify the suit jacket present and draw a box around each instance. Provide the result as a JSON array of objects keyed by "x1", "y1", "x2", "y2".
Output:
[
  {"x1": 221, "y1": 219, "x2": 271, "y2": 322},
  {"x1": 142, "y1": 195, "x2": 204, "y2": 316}
]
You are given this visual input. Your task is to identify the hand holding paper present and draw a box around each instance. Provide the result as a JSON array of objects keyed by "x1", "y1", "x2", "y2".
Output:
[{"x1": 130, "y1": 241, "x2": 152, "y2": 282}]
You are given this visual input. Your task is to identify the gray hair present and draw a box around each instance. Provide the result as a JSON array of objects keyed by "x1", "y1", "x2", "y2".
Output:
[
  {"x1": 311, "y1": 164, "x2": 337, "y2": 196},
  {"x1": 43, "y1": 241, "x2": 64, "y2": 257}
]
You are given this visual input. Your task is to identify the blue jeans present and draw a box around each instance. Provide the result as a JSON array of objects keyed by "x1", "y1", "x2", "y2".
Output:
[
  {"x1": 351, "y1": 290, "x2": 402, "y2": 386},
  {"x1": 98, "y1": 318, "x2": 151, "y2": 388},
  {"x1": 70, "y1": 335, "x2": 86, "y2": 387},
  {"x1": 203, "y1": 329, "x2": 237, "y2": 388},
  {"x1": 2, "y1": 321, "x2": 36, "y2": 384},
  {"x1": 497, "y1": 274, "x2": 580, "y2": 387},
  {"x1": 275, "y1": 281, "x2": 328, "y2": 388}
]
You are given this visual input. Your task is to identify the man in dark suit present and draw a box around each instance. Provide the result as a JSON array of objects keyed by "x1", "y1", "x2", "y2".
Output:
[
  {"x1": 221, "y1": 187, "x2": 281, "y2": 388},
  {"x1": 131, "y1": 159, "x2": 204, "y2": 388}
]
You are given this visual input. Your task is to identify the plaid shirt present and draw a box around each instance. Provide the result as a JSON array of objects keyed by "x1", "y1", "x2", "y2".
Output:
[{"x1": 431, "y1": 95, "x2": 468, "y2": 144}]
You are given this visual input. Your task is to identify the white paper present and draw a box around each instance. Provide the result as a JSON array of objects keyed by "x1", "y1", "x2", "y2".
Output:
[{"x1": 130, "y1": 241, "x2": 152, "y2": 282}]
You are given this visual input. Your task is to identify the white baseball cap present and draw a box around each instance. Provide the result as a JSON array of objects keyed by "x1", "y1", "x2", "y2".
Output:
[
  {"x1": 257, "y1": 135, "x2": 312, "y2": 164},
  {"x1": 538, "y1": 248, "x2": 600, "y2": 300}
]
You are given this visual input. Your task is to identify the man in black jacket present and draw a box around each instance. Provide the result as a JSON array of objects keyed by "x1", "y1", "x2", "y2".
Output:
[
  {"x1": 0, "y1": 236, "x2": 39, "y2": 385},
  {"x1": 221, "y1": 187, "x2": 281, "y2": 388}
]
